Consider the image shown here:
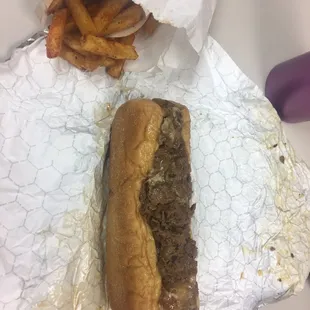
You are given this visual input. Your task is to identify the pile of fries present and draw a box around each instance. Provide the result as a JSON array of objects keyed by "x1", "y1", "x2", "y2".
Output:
[{"x1": 46, "y1": 0, "x2": 159, "y2": 78}]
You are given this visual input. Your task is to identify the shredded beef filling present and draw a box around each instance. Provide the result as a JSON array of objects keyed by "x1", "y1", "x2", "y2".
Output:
[{"x1": 139, "y1": 99, "x2": 198, "y2": 310}]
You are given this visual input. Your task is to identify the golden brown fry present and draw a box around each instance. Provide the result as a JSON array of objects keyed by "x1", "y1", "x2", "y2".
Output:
[
  {"x1": 64, "y1": 3, "x2": 100, "y2": 33},
  {"x1": 46, "y1": 8, "x2": 68, "y2": 58},
  {"x1": 65, "y1": 17, "x2": 76, "y2": 33},
  {"x1": 84, "y1": 0, "x2": 101, "y2": 4},
  {"x1": 89, "y1": 55, "x2": 117, "y2": 68},
  {"x1": 142, "y1": 13, "x2": 159, "y2": 36},
  {"x1": 64, "y1": 32, "x2": 91, "y2": 56},
  {"x1": 101, "y1": 4, "x2": 144, "y2": 36},
  {"x1": 60, "y1": 45, "x2": 99, "y2": 71},
  {"x1": 83, "y1": 54, "x2": 116, "y2": 69},
  {"x1": 64, "y1": 32, "x2": 116, "y2": 66},
  {"x1": 81, "y1": 34, "x2": 138, "y2": 60},
  {"x1": 87, "y1": 3, "x2": 101, "y2": 16},
  {"x1": 106, "y1": 34, "x2": 135, "y2": 79},
  {"x1": 46, "y1": 0, "x2": 65, "y2": 15},
  {"x1": 65, "y1": 0, "x2": 97, "y2": 35},
  {"x1": 93, "y1": 0, "x2": 130, "y2": 33},
  {"x1": 98, "y1": 57, "x2": 117, "y2": 67},
  {"x1": 64, "y1": 33, "x2": 116, "y2": 67}
]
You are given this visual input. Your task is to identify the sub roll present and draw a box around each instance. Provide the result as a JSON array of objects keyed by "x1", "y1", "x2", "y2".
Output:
[{"x1": 107, "y1": 99, "x2": 198, "y2": 310}]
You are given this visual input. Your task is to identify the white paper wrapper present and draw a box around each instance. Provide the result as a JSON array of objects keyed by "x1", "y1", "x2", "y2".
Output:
[
  {"x1": 0, "y1": 36, "x2": 310, "y2": 310},
  {"x1": 36, "y1": 0, "x2": 217, "y2": 71},
  {"x1": 132, "y1": 0, "x2": 217, "y2": 53}
]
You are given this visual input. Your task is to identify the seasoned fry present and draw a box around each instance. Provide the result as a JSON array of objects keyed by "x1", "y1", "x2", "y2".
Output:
[
  {"x1": 46, "y1": 8, "x2": 68, "y2": 58},
  {"x1": 142, "y1": 14, "x2": 159, "y2": 36},
  {"x1": 81, "y1": 34, "x2": 138, "y2": 60},
  {"x1": 64, "y1": 33, "x2": 116, "y2": 66},
  {"x1": 106, "y1": 34, "x2": 135, "y2": 79},
  {"x1": 101, "y1": 4, "x2": 144, "y2": 36},
  {"x1": 65, "y1": 0, "x2": 97, "y2": 35},
  {"x1": 89, "y1": 55, "x2": 116, "y2": 68},
  {"x1": 64, "y1": 3, "x2": 101, "y2": 33},
  {"x1": 87, "y1": 3, "x2": 101, "y2": 16},
  {"x1": 46, "y1": 0, "x2": 141, "y2": 77},
  {"x1": 60, "y1": 45, "x2": 99, "y2": 71},
  {"x1": 84, "y1": 0, "x2": 101, "y2": 4},
  {"x1": 64, "y1": 32, "x2": 91, "y2": 56},
  {"x1": 93, "y1": 0, "x2": 130, "y2": 33},
  {"x1": 65, "y1": 17, "x2": 76, "y2": 33},
  {"x1": 46, "y1": 0, "x2": 65, "y2": 15}
]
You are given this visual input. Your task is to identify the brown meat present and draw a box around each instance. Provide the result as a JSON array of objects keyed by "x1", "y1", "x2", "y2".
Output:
[{"x1": 140, "y1": 99, "x2": 198, "y2": 310}]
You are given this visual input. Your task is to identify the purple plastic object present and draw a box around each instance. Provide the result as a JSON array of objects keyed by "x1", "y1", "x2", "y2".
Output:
[{"x1": 265, "y1": 52, "x2": 310, "y2": 123}]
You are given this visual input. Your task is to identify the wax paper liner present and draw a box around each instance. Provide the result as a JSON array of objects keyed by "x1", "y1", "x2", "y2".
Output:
[
  {"x1": 35, "y1": 0, "x2": 217, "y2": 71},
  {"x1": 0, "y1": 36, "x2": 310, "y2": 310}
]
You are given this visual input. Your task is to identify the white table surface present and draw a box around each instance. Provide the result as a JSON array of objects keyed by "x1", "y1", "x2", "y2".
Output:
[{"x1": 0, "y1": 0, "x2": 310, "y2": 309}]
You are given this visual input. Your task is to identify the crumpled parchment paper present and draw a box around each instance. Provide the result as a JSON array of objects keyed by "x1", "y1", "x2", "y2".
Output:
[
  {"x1": 0, "y1": 34, "x2": 310, "y2": 309},
  {"x1": 36, "y1": 0, "x2": 217, "y2": 72}
]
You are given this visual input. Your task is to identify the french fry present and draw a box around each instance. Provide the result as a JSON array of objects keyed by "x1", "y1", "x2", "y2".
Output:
[
  {"x1": 65, "y1": 17, "x2": 76, "y2": 33},
  {"x1": 106, "y1": 34, "x2": 135, "y2": 79},
  {"x1": 64, "y1": 33, "x2": 116, "y2": 66},
  {"x1": 60, "y1": 45, "x2": 99, "y2": 71},
  {"x1": 65, "y1": 0, "x2": 97, "y2": 35},
  {"x1": 142, "y1": 14, "x2": 159, "y2": 36},
  {"x1": 99, "y1": 57, "x2": 116, "y2": 67},
  {"x1": 101, "y1": 4, "x2": 144, "y2": 36},
  {"x1": 81, "y1": 34, "x2": 138, "y2": 60},
  {"x1": 46, "y1": 0, "x2": 65, "y2": 15},
  {"x1": 46, "y1": 8, "x2": 68, "y2": 58},
  {"x1": 88, "y1": 55, "x2": 117, "y2": 68},
  {"x1": 84, "y1": 0, "x2": 101, "y2": 4},
  {"x1": 64, "y1": 3, "x2": 100, "y2": 33},
  {"x1": 64, "y1": 32, "x2": 92, "y2": 56},
  {"x1": 93, "y1": 0, "x2": 130, "y2": 33},
  {"x1": 87, "y1": 3, "x2": 101, "y2": 16}
]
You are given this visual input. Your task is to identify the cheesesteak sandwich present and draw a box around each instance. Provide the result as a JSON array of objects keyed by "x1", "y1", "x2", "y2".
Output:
[{"x1": 106, "y1": 99, "x2": 198, "y2": 310}]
